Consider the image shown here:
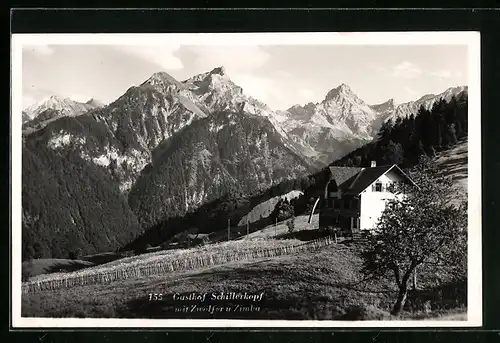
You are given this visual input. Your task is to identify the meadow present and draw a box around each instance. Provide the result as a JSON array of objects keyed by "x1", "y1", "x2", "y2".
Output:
[
  {"x1": 22, "y1": 233, "x2": 335, "y2": 294},
  {"x1": 22, "y1": 192, "x2": 467, "y2": 319},
  {"x1": 22, "y1": 234, "x2": 465, "y2": 320}
]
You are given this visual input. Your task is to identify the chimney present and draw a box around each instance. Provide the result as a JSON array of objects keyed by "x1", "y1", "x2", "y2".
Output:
[{"x1": 371, "y1": 161, "x2": 376, "y2": 167}]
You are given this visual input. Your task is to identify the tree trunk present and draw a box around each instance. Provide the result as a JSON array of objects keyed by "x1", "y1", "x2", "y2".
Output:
[{"x1": 391, "y1": 285, "x2": 408, "y2": 316}]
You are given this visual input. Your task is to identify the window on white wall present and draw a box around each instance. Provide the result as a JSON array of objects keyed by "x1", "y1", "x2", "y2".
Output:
[{"x1": 374, "y1": 182, "x2": 383, "y2": 192}]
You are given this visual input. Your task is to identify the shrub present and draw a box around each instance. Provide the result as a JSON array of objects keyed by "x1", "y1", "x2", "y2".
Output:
[
  {"x1": 274, "y1": 199, "x2": 294, "y2": 222},
  {"x1": 68, "y1": 248, "x2": 83, "y2": 260}
]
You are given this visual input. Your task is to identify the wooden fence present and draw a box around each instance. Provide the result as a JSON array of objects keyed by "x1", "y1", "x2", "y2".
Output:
[{"x1": 22, "y1": 235, "x2": 336, "y2": 294}]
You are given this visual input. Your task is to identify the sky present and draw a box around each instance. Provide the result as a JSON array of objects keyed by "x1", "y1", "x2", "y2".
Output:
[{"x1": 22, "y1": 44, "x2": 468, "y2": 111}]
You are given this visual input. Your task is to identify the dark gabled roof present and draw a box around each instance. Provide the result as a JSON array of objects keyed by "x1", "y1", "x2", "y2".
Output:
[
  {"x1": 328, "y1": 164, "x2": 416, "y2": 195},
  {"x1": 340, "y1": 165, "x2": 394, "y2": 194},
  {"x1": 328, "y1": 166, "x2": 363, "y2": 186}
]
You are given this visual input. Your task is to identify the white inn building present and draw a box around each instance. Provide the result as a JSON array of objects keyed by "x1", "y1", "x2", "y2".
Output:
[{"x1": 317, "y1": 161, "x2": 418, "y2": 235}]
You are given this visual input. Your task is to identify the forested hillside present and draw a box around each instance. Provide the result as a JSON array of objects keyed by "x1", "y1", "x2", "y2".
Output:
[{"x1": 22, "y1": 139, "x2": 141, "y2": 261}]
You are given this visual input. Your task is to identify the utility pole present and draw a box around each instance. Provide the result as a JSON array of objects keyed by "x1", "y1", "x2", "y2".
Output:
[
  {"x1": 413, "y1": 270, "x2": 417, "y2": 290},
  {"x1": 275, "y1": 217, "x2": 277, "y2": 237},
  {"x1": 227, "y1": 218, "x2": 230, "y2": 241},
  {"x1": 246, "y1": 221, "x2": 249, "y2": 236}
]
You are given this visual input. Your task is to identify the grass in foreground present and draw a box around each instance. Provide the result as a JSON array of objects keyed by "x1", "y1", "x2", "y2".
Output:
[
  {"x1": 22, "y1": 259, "x2": 95, "y2": 281},
  {"x1": 23, "y1": 237, "x2": 320, "y2": 295},
  {"x1": 22, "y1": 241, "x2": 465, "y2": 320}
]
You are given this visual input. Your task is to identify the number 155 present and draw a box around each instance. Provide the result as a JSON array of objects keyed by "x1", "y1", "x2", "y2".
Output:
[{"x1": 148, "y1": 293, "x2": 163, "y2": 301}]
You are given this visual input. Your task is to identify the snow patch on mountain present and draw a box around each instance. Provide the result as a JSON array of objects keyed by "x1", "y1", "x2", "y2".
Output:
[
  {"x1": 209, "y1": 121, "x2": 225, "y2": 133},
  {"x1": 48, "y1": 133, "x2": 73, "y2": 149},
  {"x1": 47, "y1": 132, "x2": 86, "y2": 149}
]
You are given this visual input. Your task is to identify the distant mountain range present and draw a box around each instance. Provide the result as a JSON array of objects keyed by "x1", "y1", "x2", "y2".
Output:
[
  {"x1": 20, "y1": 65, "x2": 467, "y2": 260},
  {"x1": 22, "y1": 96, "x2": 105, "y2": 133},
  {"x1": 22, "y1": 75, "x2": 467, "y2": 167},
  {"x1": 21, "y1": 67, "x2": 312, "y2": 259},
  {"x1": 275, "y1": 84, "x2": 468, "y2": 164}
]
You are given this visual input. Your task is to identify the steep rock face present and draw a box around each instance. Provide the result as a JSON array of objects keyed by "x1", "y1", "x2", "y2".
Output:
[
  {"x1": 369, "y1": 98, "x2": 397, "y2": 135},
  {"x1": 34, "y1": 72, "x2": 212, "y2": 193},
  {"x1": 128, "y1": 110, "x2": 312, "y2": 229},
  {"x1": 370, "y1": 98, "x2": 396, "y2": 114},
  {"x1": 182, "y1": 67, "x2": 303, "y2": 156},
  {"x1": 22, "y1": 112, "x2": 31, "y2": 123},
  {"x1": 319, "y1": 84, "x2": 380, "y2": 138},
  {"x1": 277, "y1": 85, "x2": 468, "y2": 165},
  {"x1": 276, "y1": 84, "x2": 381, "y2": 164}
]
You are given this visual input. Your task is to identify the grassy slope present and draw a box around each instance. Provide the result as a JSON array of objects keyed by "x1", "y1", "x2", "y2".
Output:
[
  {"x1": 434, "y1": 137, "x2": 468, "y2": 201},
  {"x1": 238, "y1": 190, "x2": 304, "y2": 226},
  {"x1": 22, "y1": 235, "x2": 463, "y2": 320},
  {"x1": 242, "y1": 214, "x2": 319, "y2": 240},
  {"x1": 21, "y1": 243, "x2": 388, "y2": 319},
  {"x1": 24, "y1": 238, "x2": 307, "y2": 285}
]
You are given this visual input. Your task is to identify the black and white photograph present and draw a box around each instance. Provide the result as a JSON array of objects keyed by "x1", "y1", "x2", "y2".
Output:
[{"x1": 11, "y1": 32, "x2": 482, "y2": 328}]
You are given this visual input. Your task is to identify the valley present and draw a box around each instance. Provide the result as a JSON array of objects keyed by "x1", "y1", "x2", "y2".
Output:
[{"x1": 21, "y1": 66, "x2": 468, "y2": 261}]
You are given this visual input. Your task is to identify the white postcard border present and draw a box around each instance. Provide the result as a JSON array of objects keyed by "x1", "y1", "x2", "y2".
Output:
[{"x1": 11, "y1": 31, "x2": 482, "y2": 328}]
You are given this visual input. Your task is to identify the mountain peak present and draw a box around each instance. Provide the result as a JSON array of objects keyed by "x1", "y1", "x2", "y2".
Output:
[
  {"x1": 324, "y1": 83, "x2": 356, "y2": 102},
  {"x1": 444, "y1": 85, "x2": 468, "y2": 95},
  {"x1": 86, "y1": 98, "x2": 105, "y2": 107},
  {"x1": 143, "y1": 71, "x2": 183, "y2": 89},
  {"x1": 46, "y1": 95, "x2": 66, "y2": 103},
  {"x1": 370, "y1": 98, "x2": 396, "y2": 114},
  {"x1": 380, "y1": 98, "x2": 396, "y2": 107},
  {"x1": 209, "y1": 66, "x2": 226, "y2": 76},
  {"x1": 337, "y1": 83, "x2": 351, "y2": 91}
]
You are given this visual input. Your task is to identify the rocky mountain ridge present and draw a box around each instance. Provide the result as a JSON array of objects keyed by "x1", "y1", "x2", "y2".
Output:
[
  {"x1": 276, "y1": 84, "x2": 468, "y2": 164},
  {"x1": 22, "y1": 96, "x2": 105, "y2": 132},
  {"x1": 21, "y1": 67, "x2": 314, "y2": 259}
]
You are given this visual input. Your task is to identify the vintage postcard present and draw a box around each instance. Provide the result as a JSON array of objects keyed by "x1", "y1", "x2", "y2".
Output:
[{"x1": 11, "y1": 32, "x2": 482, "y2": 328}]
